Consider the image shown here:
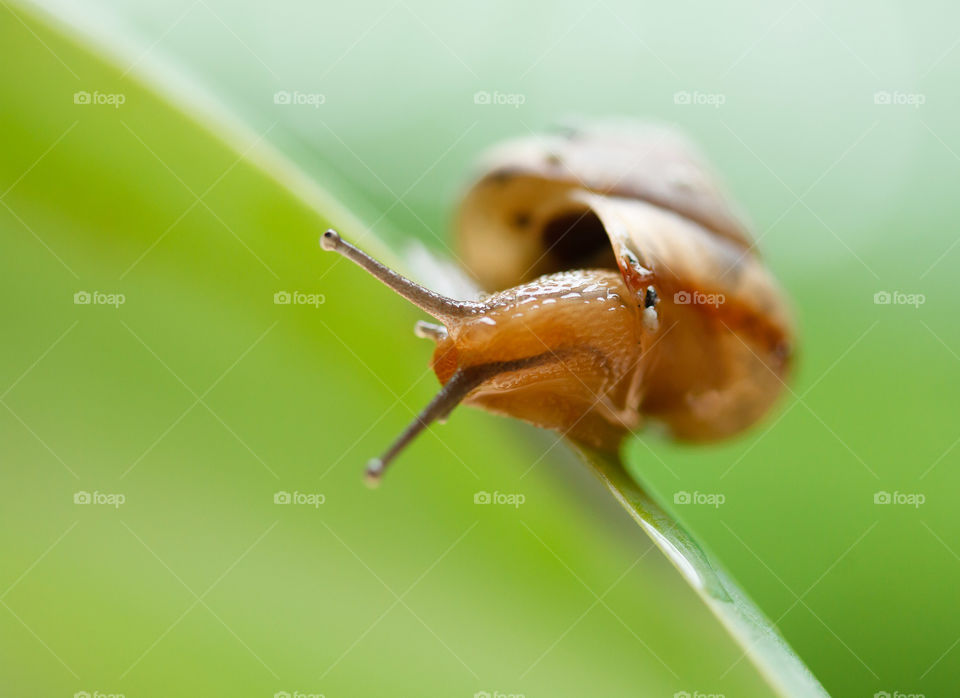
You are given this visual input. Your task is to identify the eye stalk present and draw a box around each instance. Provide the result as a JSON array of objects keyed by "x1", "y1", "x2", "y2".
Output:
[
  {"x1": 321, "y1": 230, "x2": 483, "y2": 322},
  {"x1": 321, "y1": 229, "x2": 489, "y2": 486}
]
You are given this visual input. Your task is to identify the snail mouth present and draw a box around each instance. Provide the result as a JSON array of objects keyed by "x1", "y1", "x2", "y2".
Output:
[{"x1": 538, "y1": 208, "x2": 617, "y2": 275}]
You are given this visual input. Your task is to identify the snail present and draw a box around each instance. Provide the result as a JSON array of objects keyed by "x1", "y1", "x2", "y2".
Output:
[{"x1": 321, "y1": 122, "x2": 794, "y2": 485}]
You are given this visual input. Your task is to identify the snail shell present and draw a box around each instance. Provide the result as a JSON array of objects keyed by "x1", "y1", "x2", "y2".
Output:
[
  {"x1": 455, "y1": 122, "x2": 794, "y2": 442},
  {"x1": 321, "y1": 121, "x2": 796, "y2": 482}
]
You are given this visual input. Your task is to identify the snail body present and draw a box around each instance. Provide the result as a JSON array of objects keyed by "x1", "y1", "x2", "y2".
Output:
[{"x1": 322, "y1": 122, "x2": 794, "y2": 483}]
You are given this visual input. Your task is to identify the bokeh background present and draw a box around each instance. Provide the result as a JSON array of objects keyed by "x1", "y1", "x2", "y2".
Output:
[{"x1": 1, "y1": 0, "x2": 958, "y2": 696}]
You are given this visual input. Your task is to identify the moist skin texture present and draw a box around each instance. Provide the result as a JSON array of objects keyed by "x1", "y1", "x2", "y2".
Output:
[{"x1": 430, "y1": 269, "x2": 653, "y2": 450}]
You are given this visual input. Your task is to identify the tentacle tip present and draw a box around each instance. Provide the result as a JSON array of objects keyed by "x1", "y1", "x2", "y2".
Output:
[
  {"x1": 414, "y1": 320, "x2": 447, "y2": 341},
  {"x1": 320, "y1": 229, "x2": 341, "y2": 251},
  {"x1": 364, "y1": 459, "x2": 384, "y2": 488}
]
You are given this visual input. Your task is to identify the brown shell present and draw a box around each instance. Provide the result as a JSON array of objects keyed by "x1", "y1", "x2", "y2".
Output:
[{"x1": 455, "y1": 121, "x2": 794, "y2": 442}]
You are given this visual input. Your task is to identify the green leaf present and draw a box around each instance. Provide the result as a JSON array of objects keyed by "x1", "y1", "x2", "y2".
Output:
[
  {"x1": 2, "y1": 2, "x2": 825, "y2": 697},
  {"x1": 572, "y1": 444, "x2": 829, "y2": 698},
  {"x1": 12, "y1": 1, "x2": 960, "y2": 696}
]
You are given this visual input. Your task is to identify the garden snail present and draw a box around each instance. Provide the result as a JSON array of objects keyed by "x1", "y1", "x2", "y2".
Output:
[{"x1": 321, "y1": 122, "x2": 794, "y2": 485}]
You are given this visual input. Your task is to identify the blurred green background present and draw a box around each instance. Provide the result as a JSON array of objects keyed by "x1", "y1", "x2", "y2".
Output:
[{"x1": 1, "y1": 0, "x2": 957, "y2": 696}]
